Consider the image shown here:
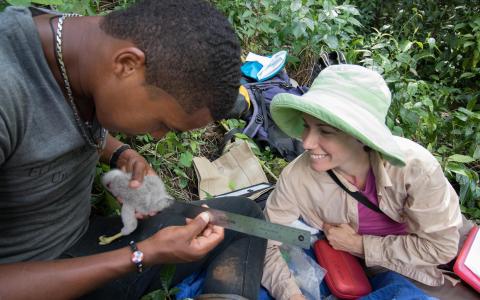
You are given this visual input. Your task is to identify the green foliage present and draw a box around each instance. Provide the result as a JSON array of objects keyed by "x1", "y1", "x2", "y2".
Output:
[
  {"x1": 6, "y1": 0, "x2": 63, "y2": 6},
  {"x1": 150, "y1": 130, "x2": 204, "y2": 191},
  {"x1": 211, "y1": 0, "x2": 362, "y2": 70},
  {"x1": 141, "y1": 264, "x2": 179, "y2": 300},
  {"x1": 346, "y1": 0, "x2": 480, "y2": 219}
]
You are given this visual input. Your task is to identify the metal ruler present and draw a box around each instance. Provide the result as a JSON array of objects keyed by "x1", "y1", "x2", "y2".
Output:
[{"x1": 171, "y1": 201, "x2": 310, "y2": 249}]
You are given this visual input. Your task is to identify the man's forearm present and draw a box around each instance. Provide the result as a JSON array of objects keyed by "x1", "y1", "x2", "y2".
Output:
[
  {"x1": 100, "y1": 133, "x2": 126, "y2": 164},
  {"x1": 0, "y1": 246, "x2": 135, "y2": 300}
]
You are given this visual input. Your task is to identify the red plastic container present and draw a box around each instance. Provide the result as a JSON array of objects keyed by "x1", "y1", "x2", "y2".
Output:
[
  {"x1": 453, "y1": 226, "x2": 480, "y2": 293},
  {"x1": 313, "y1": 239, "x2": 372, "y2": 299}
]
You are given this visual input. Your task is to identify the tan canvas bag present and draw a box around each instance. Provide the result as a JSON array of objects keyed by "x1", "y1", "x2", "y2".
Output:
[{"x1": 193, "y1": 139, "x2": 269, "y2": 200}]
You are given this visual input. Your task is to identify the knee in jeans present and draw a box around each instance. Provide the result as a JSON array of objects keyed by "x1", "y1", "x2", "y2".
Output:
[{"x1": 211, "y1": 256, "x2": 240, "y2": 283}]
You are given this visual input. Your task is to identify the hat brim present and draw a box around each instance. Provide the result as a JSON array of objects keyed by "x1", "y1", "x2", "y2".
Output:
[{"x1": 271, "y1": 92, "x2": 406, "y2": 166}]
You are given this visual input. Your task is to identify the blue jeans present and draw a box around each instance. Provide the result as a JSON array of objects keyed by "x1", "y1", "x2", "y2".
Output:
[{"x1": 61, "y1": 197, "x2": 267, "y2": 300}]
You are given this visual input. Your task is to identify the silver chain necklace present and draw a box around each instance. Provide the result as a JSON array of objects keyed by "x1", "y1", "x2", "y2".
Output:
[{"x1": 55, "y1": 14, "x2": 107, "y2": 150}]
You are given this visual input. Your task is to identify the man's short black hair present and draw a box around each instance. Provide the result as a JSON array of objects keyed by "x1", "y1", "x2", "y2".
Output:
[{"x1": 100, "y1": 0, "x2": 241, "y2": 120}]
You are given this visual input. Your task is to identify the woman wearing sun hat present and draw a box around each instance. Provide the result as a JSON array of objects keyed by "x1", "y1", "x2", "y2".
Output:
[{"x1": 261, "y1": 64, "x2": 476, "y2": 300}]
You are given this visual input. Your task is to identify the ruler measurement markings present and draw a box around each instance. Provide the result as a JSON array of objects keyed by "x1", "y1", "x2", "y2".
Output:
[{"x1": 171, "y1": 201, "x2": 310, "y2": 248}]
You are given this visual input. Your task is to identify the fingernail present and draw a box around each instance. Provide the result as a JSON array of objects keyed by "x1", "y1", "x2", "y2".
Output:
[
  {"x1": 130, "y1": 180, "x2": 140, "y2": 188},
  {"x1": 199, "y1": 212, "x2": 209, "y2": 223}
]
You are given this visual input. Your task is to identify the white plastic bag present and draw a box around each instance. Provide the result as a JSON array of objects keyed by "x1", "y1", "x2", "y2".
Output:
[{"x1": 281, "y1": 245, "x2": 327, "y2": 300}]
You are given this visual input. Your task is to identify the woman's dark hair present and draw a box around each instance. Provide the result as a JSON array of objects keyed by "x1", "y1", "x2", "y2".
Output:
[{"x1": 100, "y1": 0, "x2": 241, "y2": 120}]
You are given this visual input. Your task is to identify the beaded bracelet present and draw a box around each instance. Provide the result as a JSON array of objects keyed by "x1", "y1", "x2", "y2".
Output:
[{"x1": 129, "y1": 240, "x2": 144, "y2": 273}]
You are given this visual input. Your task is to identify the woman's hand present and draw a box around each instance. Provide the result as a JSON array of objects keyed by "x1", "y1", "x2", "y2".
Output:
[{"x1": 323, "y1": 223, "x2": 364, "y2": 255}]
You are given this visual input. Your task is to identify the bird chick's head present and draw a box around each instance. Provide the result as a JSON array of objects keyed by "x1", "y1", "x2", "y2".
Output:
[{"x1": 101, "y1": 169, "x2": 130, "y2": 197}]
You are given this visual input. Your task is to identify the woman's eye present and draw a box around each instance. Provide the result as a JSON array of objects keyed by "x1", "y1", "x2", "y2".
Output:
[{"x1": 320, "y1": 129, "x2": 331, "y2": 134}]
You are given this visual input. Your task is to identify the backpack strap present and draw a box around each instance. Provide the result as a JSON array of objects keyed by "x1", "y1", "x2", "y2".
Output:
[
  {"x1": 242, "y1": 86, "x2": 262, "y2": 138},
  {"x1": 253, "y1": 87, "x2": 269, "y2": 131},
  {"x1": 327, "y1": 170, "x2": 383, "y2": 214}
]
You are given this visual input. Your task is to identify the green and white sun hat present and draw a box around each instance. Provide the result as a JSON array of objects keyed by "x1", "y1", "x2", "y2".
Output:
[{"x1": 270, "y1": 64, "x2": 406, "y2": 166}]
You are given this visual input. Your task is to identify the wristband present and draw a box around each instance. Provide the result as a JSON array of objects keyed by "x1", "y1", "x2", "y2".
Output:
[
  {"x1": 129, "y1": 240, "x2": 144, "y2": 273},
  {"x1": 109, "y1": 144, "x2": 131, "y2": 169}
]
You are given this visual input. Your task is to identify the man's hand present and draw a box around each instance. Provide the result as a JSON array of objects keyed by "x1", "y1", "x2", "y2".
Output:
[
  {"x1": 141, "y1": 212, "x2": 224, "y2": 264},
  {"x1": 102, "y1": 134, "x2": 155, "y2": 189},
  {"x1": 116, "y1": 148, "x2": 156, "y2": 188},
  {"x1": 114, "y1": 147, "x2": 158, "y2": 219},
  {"x1": 323, "y1": 223, "x2": 364, "y2": 255}
]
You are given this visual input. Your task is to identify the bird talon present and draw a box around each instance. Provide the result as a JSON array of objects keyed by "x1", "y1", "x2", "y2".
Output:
[{"x1": 98, "y1": 232, "x2": 123, "y2": 245}]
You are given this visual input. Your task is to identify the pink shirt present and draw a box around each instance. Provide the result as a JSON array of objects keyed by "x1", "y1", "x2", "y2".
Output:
[{"x1": 358, "y1": 168, "x2": 407, "y2": 236}]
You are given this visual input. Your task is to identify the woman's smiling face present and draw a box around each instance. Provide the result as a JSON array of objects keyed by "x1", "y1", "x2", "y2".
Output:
[{"x1": 301, "y1": 114, "x2": 365, "y2": 172}]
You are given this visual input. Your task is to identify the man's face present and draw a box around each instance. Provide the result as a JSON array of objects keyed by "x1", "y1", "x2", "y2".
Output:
[
  {"x1": 89, "y1": 45, "x2": 214, "y2": 138},
  {"x1": 94, "y1": 79, "x2": 213, "y2": 139}
]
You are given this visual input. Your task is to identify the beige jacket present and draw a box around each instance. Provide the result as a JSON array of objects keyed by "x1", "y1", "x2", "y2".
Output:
[{"x1": 262, "y1": 137, "x2": 464, "y2": 300}]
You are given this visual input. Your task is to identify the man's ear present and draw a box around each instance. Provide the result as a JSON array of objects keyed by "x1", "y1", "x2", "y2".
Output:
[{"x1": 112, "y1": 47, "x2": 145, "y2": 78}]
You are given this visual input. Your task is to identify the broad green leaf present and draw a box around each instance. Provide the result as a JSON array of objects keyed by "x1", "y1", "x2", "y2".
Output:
[
  {"x1": 32, "y1": 0, "x2": 63, "y2": 5},
  {"x1": 159, "y1": 264, "x2": 176, "y2": 291},
  {"x1": 287, "y1": 55, "x2": 301, "y2": 64},
  {"x1": 234, "y1": 133, "x2": 250, "y2": 140},
  {"x1": 173, "y1": 167, "x2": 189, "y2": 179},
  {"x1": 324, "y1": 34, "x2": 339, "y2": 49},
  {"x1": 371, "y1": 43, "x2": 386, "y2": 50},
  {"x1": 189, "y1": 141, "x2": 198, "y2": 153},
  {"x1": 400, "y1": 41, "x2": 413, "y2": 52},
  {"x1": 6, "y1": 0, "x2": 31, "y2": 5},
  {"x1": 447, "y1": 163, "x2": 470, "y2": 177},
  {"x1": 303, "y1": 18, "x2": 315, "y2": 31},
  {"x1": 290, "y1": 0, "x2": 301, "y2": 12},
  {"x1": 422, "y1": 97, "x2": 434, "y2": 112},
  {"x1": 454, "y1": 112, "x2": 468, "y2": 122},
  {"x1": 463, "y1": 41, "x2": 475, "y2": 48},
  {"x1": 347, "y1": 16, "x2": 362, "y2": 27},
  {"x1": 179, "y1": 177, "x2": 188, "y2": 189},
  {"x1": 141, "y1": 289, "x2": 166, "y2": 300},
  {"x1": 473, "y1": 145, "x2": 480, "y2": 160},
  {"x1": 258, "y1": 22, "x2": 272, "y2": 33},
  {"x1": 337, "y1": 5, "x2": 359, "y2": 15},
  {"x1": 266, "y1": 13, "x2": 282, "y2": 22},
  {"x1": 179, "y1": 151, "x2": 193, "y2": 168},
  {"x1": 459, "y1": 72, "x2": 475, "y2": 79},
  {"x1": 241, "y1": 10, "x2": 252, "y2": 18},
  {"x1": 292, "y1": 21, "x2": 306, "y2": 38},
  {"x1": 447, "y1": 154, "x2": 475, "y2": 163},
  {"x1": 406, "y1": 82, "x2": 418, "y2": 96}
]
